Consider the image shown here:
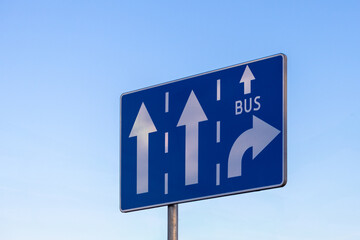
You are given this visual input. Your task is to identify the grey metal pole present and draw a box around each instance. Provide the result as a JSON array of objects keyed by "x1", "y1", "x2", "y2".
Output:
[{"x1": 168, "y1": 204, "x2": 178, "y2": 240}]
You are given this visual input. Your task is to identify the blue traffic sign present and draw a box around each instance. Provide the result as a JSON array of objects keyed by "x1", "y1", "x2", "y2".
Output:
[{"x1": 120, "y1": 54, "x2": 287, "y2": 212}]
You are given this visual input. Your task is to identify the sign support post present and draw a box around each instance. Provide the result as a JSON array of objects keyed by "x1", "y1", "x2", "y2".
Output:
[{"x1": 168, "y1": 204, "x2": 178, "y2": 240}]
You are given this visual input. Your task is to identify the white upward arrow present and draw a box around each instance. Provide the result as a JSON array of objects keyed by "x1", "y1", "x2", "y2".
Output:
[
  {"x1": 129, "y1": 103, "x2": 157, "y2": 194},
  {"x1": 240, "y1": 65, "x2": 255, "y2": 95},
  {"x1": 177, "y1": 91, "x2": 208, "y2": 185},
  {"x1": 228, "y1": 115, "x2": 280, "y2": 178}
]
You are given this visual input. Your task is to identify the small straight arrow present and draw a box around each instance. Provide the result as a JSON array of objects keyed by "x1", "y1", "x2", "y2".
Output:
[
  {"x1": 240, "y1": 65, "x2": 255, "y2": 95},
  {"x1": 228, "y1": 115, "x2": 280, "y2": 178},
  {"x1": 177, "y1": 91, "x2": 208, "y2": 185},
  {"x1": 129, "y1": 103, "x2": 157, "y2": 194}
]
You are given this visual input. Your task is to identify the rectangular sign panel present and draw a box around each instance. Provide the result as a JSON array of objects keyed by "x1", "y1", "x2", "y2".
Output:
[{"x1": 120, "y1": 54, "x2": 287, "y2": 212}]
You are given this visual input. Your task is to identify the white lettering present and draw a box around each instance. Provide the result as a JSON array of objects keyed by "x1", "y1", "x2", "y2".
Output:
[
  {"x1": 244, "y1": 98, "x2": 252, "y2": 113},
  {"x1": 234, "y1": 96, "x2": 261, "y2": 115},
  {"x1": 235, "y1": 100, "x2": 243, "y2": 115},
  {"x1": 254, "y1": 96, "x2": 261, "y2": 111}
]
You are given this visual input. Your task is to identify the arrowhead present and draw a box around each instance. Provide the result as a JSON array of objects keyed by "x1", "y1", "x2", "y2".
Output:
[
  {"x1": 240, "y1": 65, "x2": 255, "y2": 83},
  {"x1": 252, "y1": 115, "x2": 280, "y2": 159},
  {"x1": 177, "y1": 90, "x2": 208, "y2": 127},
  {"x1": 129, "y1": 103, "x2": 157, "y2": 137},
  {"x1": 240, "y1": 65, "x2": 255, "y2": 94}
]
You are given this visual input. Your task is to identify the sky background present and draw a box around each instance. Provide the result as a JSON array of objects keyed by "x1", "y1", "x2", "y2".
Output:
[{"x1": 1, "y1": 1, "x2": 360, "y2": 239}]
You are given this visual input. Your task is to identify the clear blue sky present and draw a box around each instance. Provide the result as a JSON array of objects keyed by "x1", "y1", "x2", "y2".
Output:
[{"x1": 1, "y1": 1, "x2": 360, "y2": 239}]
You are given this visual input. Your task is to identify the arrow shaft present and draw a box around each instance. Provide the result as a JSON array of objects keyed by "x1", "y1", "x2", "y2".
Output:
[
  {"x1": 185, "y1": 124, "x2": 199, "y2": 185},
  {"x1": 136, "y1": 134, "x2": 149, "y2": 194},
  {"x1": 244, "y1": 82, "x2": 251, "y2": 94},
  {"x1": 228, "y1": 129, "x2": 254, "y2": 178}
]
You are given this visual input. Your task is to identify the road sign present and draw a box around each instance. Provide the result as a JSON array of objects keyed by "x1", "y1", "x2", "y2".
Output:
[{"x1": 120, "y1": 54, "x2": 287, "y2": 212}]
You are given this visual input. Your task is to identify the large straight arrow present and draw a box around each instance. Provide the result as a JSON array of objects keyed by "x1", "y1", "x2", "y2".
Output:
[
  {"x1": 177, "y1": 91, "x2": 208, "y2": 185},
  {"x1": 129, "y1": 103, "x2": 157, "y2": 194},
  {"x1": 228, "y1": 115, "x2": 280, "y2": 178}
]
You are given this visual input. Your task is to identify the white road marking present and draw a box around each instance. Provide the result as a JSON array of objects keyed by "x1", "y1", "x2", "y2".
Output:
[
  {"x1": 165, "y1": 173, "x2": 168, "y2": 194},
  {"x1": 165, "y1": 92, "x2": 169, "y2": 112},
  {"x1": 165, "y1": 132, "x2": 168, "y2": 153},
  {"x1": 216, "y1": 164, "x2": 220, "y2": 186}
]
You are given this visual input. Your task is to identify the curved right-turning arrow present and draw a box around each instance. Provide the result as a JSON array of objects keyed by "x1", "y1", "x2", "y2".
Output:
[{"x1": 228, "y1": 115, "x2": 280, "y2": 178}]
